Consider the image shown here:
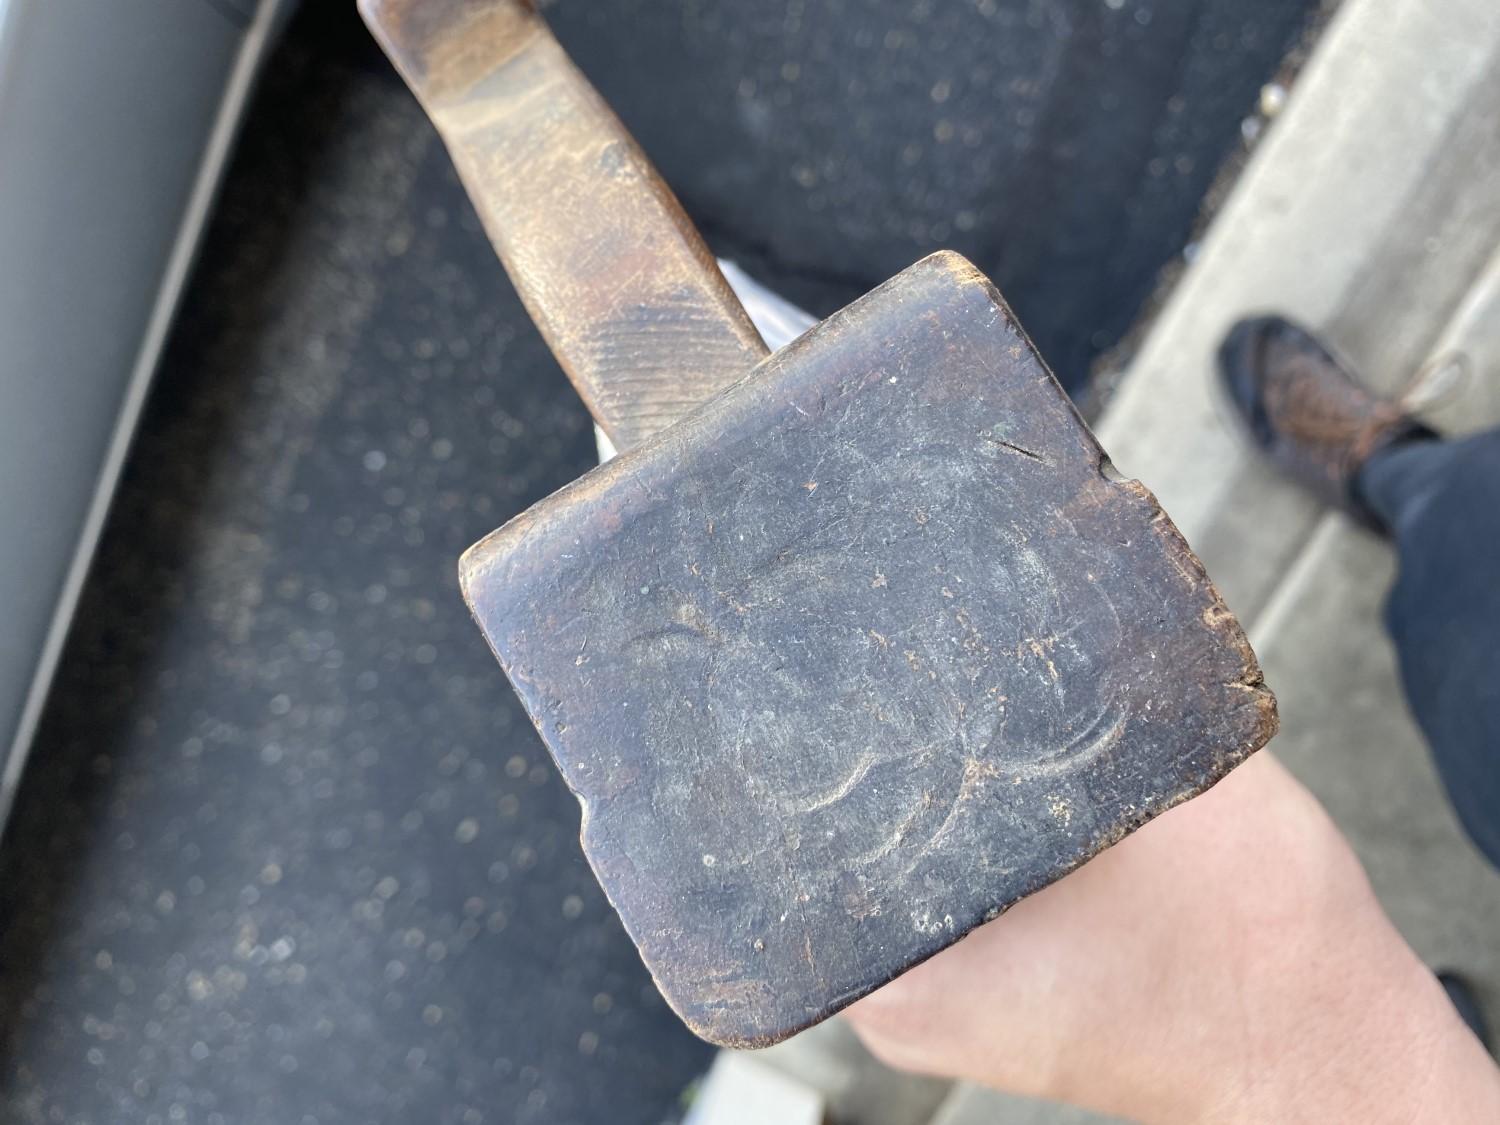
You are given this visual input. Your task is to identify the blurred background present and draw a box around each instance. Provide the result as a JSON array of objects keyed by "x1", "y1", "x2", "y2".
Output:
[{"x1": 8, "y1": 0, "x2": 1456, "y2": 1122}]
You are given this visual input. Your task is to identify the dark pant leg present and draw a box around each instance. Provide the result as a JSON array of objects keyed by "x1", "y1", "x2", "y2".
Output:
[{"x1": 1356, "y1": 429, "x2": 1500, "y2": 869}]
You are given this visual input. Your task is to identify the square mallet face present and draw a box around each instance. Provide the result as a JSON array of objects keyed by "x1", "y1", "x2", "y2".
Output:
[{"x1": 460, "y1": 252, "x2": 1276, "y2": 1047}]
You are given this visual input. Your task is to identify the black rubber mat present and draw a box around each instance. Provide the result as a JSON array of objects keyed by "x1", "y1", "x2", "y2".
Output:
[{"x1": 0, "y1": 22, "x2": 704, "y2": 1125}]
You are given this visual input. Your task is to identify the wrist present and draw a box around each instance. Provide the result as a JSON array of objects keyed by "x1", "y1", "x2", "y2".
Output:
[
  {"x1": 844, "y1": 755, "x2": 1500, "y2": 1125},
  {"x1": 1178, "y1": 916, "x2": 1500, "y2": 1124},
  {"x1": 1034, "y1": 758, "x2": 1500, "y2": 1125}
]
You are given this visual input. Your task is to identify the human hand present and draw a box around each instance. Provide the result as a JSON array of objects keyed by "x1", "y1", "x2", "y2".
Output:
[{"x1": 843, "y1": 752, "x2": 1500, "y2": 1123}]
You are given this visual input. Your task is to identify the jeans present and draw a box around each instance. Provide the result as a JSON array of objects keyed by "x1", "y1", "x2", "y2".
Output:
[{"x1": 1357, "y1": 429, "x2": 1500, "y2": 869}]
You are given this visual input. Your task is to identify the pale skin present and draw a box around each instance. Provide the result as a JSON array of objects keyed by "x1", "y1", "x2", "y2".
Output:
[{"x1": 843, "y1": 752, "x2": 1500, "y2": 1123}]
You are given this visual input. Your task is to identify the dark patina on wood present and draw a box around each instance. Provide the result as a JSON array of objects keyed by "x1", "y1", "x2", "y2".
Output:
[{"x1": 460, "y1": 252, "x2": 1277, "y2": 1047}]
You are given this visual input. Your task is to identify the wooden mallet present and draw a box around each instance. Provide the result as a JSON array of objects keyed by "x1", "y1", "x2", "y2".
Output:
[{"x1": 360, "y1": 0, "x2": 1277, "y2": 1048}]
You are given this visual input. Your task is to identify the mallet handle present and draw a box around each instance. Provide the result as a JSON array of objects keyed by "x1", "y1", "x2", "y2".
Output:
[{"x1": 360, "y1": 0, "x2": 769, "y2": 451}]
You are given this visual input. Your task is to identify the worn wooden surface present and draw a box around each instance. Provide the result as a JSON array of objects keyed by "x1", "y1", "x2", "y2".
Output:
[
  {"x1": 460, "y1": 252, "x2": 1278, "y2": 1047},
  {"x1": 359, "y1": 0, "x2": 769, "y2": 450}
]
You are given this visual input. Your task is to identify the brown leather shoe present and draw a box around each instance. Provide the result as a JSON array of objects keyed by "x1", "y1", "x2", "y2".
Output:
[{"x1": 1217, "y1": 316, "x2": 1436, "y2": 531}]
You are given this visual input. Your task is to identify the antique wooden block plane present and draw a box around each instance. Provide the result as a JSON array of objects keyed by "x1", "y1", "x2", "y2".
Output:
[{"x1": 360, "y1": 0, "x2": 1278, "y2": 1048}]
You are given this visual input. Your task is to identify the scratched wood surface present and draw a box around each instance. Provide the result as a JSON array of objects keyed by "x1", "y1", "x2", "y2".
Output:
[
  {"x1": 460, "y1": 252, "x2": 1278, "y2": 1047},
  {"x1": 360, "y1": 0, "x2": 769, "y2": 450}
]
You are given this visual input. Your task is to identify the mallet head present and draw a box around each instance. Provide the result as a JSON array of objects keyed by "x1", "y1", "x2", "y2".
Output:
[{"x1": 460, "y1": 253, "x2": 1276, "y2": 1046}]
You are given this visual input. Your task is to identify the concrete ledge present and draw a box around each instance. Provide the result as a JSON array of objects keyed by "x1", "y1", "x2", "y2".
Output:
[{"x1": 1098, "y1": 0, "x2": 1500, "y2": 621}]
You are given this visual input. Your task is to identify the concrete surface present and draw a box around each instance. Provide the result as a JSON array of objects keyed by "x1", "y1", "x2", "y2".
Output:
[
  {"x1": 1096, "y1": 0, "x2": 1500, "y2": 622},
  {"x1": 684, "y1": 1052, "x2": 823, "y2": 1125},
  {"x1": 1246, "y1": 247, "x2": 1500, "y2": 1012}
]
